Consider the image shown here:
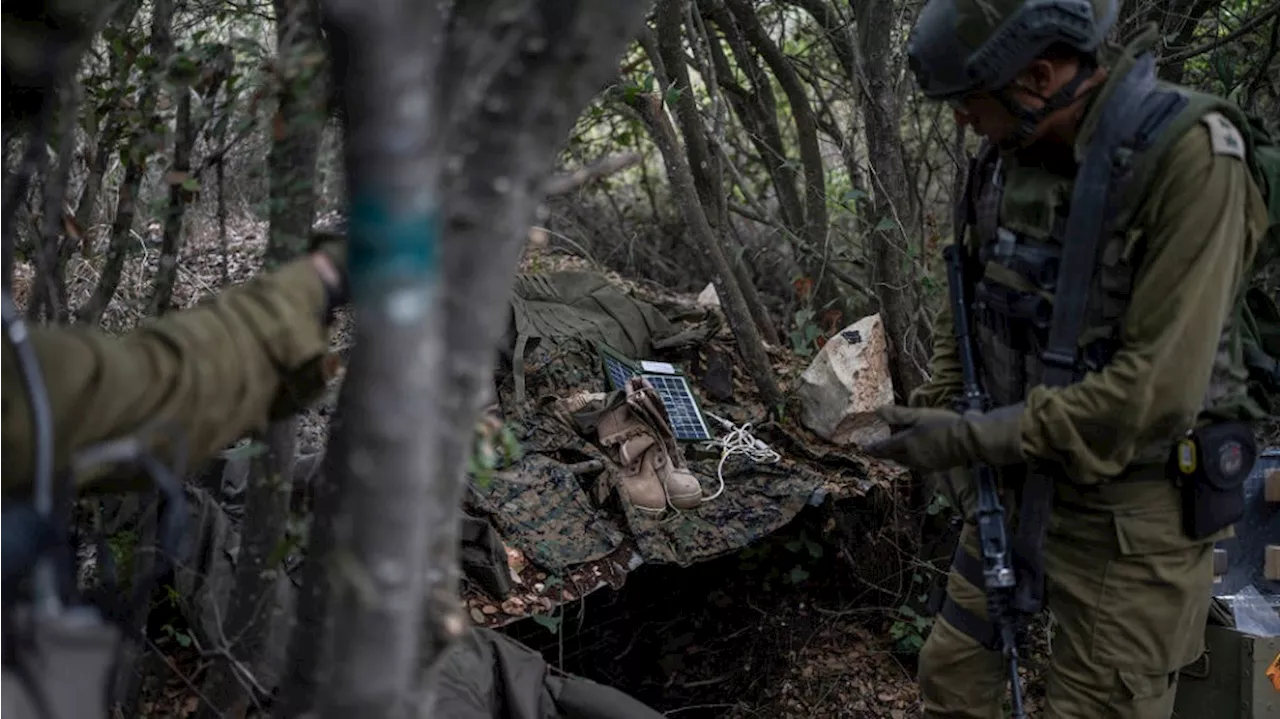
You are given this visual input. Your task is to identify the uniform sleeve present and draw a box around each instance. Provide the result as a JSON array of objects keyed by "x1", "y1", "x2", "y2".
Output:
[
  {"x1": 909, "y1": 298, "x2": 964, "y2": 409},
  {"x1": 1017, "y1": 121, "x2": 1267, "y2": 482},
  {"x1": 1, "y1": 256, "x2": 334, "y2": 495}
]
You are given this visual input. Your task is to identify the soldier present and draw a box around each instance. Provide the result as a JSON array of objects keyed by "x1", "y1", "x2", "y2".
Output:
[{"x1": 863, "y1": 1, "x2": 1270, "y2": 717}]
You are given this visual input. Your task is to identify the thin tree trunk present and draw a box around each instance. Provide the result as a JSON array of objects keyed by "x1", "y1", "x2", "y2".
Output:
[
  {"x1": 30, "y1": 79, "x2": 80, "y2": 324},
  {"x1": 77, "y1": 0, "x2": 176, "y2": 326},
  {"x1": 632, "y1": 91, "x2": 784, "y2": 411},
  {"x1": 853, "y1": 0, "x2": 929, "y2": 400},
  {"x1": 651, "y1": 1, "x2": 779, "y2": 345},
  {"x1": 199, "y1": 1, "x2": 327, "y2": 715},
  {"x1": 147, "y1": 82, "x2": 195, "y2": 316}
]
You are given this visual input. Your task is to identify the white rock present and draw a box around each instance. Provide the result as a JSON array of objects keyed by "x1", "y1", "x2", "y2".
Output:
[
  {"x1": 696, "y1": 282, "x2": 720, "y2": 308},
  {"x1": 796, "y1": 313, "x2": 894, "y2": 445}
]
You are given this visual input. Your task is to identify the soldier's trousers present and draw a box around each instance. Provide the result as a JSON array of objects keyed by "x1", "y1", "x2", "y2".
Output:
[{"x1": 918, "y1": 473, "x2": 1217, "y2": 719}]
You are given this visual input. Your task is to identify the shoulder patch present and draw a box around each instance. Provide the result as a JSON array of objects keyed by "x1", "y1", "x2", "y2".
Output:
[{"x1": 1201, "y1": 111, "x2": 1246, "y2": 159}]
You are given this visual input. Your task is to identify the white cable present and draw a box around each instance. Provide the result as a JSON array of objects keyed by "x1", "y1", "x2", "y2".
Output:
[{"x1": 700, "y1": 412, "x2": 780, "y2": 502}]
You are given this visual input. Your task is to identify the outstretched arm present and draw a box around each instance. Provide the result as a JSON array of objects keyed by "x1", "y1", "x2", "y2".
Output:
[{"x1": 2, "y1": 251, "x2": 343, "y2": 494}]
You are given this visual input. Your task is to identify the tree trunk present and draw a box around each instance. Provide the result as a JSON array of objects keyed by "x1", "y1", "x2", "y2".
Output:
[
  {"x1": 313, "y1": 2, "x2": 653, "y2": 715},
  {"x1": 651, "y1": 0, "x2": 779, "y2": 345},
  {"x1": 29, "y1": 79, "x2": 80, "y2": 324},
  {"x1": 197, "y1": 8, "x2": 328, "y2": 715},
  {"x1": 632, "y1": 91, "x2": 784, "y2": 411},
  {"x1": 853, "y1": 0, "x2": 929, "y2": 400},
  {"x1": 77, "y1": 0, "x2": 176, "y2": 326},
  {"x1": 147, "y1": 80, "x2": 195, "y2": 316}
]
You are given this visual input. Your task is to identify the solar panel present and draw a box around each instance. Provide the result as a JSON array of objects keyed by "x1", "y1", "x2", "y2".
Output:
[
  {"x1": 640, "y1": 373, "x2": 712, "y2": 442},
  {"x1": 596, "y1": 343, "x2": 712, "y2": 442}
]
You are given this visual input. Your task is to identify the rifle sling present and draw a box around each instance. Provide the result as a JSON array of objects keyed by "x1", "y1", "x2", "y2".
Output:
[{"x1": 938, "y1": 545, "x2": 1000, "y2": 650}]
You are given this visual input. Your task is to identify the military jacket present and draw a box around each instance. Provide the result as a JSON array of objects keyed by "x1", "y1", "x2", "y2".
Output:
[
  {"x1": 1, "y1": 256, "x2": 337, "y2": 495},
  {"x1": 911, "y1": 35, "x2": 1270, "y2": 490}
]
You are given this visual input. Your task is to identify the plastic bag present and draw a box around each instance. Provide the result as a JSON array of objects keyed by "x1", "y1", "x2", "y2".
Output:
[{"x1": 1229, "y1": 584, "x2": 1280, "y2": 637}]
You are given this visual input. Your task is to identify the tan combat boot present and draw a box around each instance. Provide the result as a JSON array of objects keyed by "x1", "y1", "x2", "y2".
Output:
[
  {"x1": 596, "y1": 401, "x2": 668, "y2": 515},
  {"x1": 624, "y1": 377, "x2": 703, "y2": 511}
]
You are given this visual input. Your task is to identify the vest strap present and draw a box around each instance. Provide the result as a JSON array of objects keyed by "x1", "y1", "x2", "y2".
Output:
[{"x1": 1015, "y1": 51, "x2": 1166, "y2": 618}]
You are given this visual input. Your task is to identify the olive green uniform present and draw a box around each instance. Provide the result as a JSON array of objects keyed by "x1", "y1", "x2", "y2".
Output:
[
  {"x1": 906, "y1": 35, "x2": 1269, "y2": 719},
  {"x1": 2, "y1": 256, "x2": 336, "y2": 495}
]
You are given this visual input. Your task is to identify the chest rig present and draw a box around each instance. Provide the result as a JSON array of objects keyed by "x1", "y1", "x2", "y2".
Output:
[{"x1": 964, "y1": 150, "x2": 1129, "y2": 407}]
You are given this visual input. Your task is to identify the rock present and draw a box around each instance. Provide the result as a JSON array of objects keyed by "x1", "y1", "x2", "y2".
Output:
[
  {"x1": 700, "y1": 347, "x2": 734, "y2": 401},
  {"x1": 795, "y1": 313, "x2": 894, "y2": 446},
  {"x1": 696, "y1": 282, "x2": 720, "y2": 308}
]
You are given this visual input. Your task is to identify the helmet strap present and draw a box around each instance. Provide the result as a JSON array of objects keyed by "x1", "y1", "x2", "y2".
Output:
[{"x1": 996, "y1": 56, "x2": 1099, "y2": 147}]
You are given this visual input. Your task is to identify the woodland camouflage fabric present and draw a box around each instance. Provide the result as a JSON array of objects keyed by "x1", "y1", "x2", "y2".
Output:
[
  {"x1": 479, "y1": 387, "x2": 832, "y2": 569},
  {"x1": 617, "y1": 454, "x2": 828, "y2": 567},
  {"x1": 468, "y1": 451, "x2": 627, "y2": 572}
]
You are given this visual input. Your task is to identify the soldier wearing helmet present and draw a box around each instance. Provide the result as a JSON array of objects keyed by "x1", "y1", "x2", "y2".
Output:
[{"x1": 863, "y1": 0, "x2": 1270, "y2": 717}]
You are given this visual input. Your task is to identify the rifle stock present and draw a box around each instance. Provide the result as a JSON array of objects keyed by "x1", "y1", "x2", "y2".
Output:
[{"x1": 942, "y1": 242, "x2": 1026, "y2": 719}]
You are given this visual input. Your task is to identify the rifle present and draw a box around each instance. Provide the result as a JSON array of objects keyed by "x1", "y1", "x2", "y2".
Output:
[{"x1": 942, "y1": 240, "x2": 1026, "y2": 719}]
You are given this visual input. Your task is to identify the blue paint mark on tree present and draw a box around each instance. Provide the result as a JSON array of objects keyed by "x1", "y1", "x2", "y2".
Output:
[{"x1": 347, "y1": 192, "x2": 440, "y2": 294}]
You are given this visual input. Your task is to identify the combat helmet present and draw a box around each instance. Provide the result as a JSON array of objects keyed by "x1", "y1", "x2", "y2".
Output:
[{"x1": 907, "y1": 0, "x2": 1118, "y2": 139}]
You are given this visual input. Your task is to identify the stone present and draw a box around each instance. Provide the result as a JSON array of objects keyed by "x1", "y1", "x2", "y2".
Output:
[
  {"x1": 795, "y1": 313, "x2": 894, "y2": 446},
  {"x1": 696, "y1": 282, "x2": 720, "y2": 309}
]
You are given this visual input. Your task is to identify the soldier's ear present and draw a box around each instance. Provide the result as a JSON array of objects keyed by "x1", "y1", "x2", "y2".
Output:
[{"x1": 1018, "y1": 58, "x2": 1059, "y2": 97}]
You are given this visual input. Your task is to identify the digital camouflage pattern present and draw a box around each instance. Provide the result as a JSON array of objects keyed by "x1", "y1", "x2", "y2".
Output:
[
  {"x1": 1, "y1": 256, "x2": 337, "y2": 496},
  {"x1": 907, "y1": 17, "x2": 1268, "y2": 719},
  {"x1": 468, "y1": 451, "x2": 627, "y2": 573},
  {"x1": 618, "y1": 453, "x2": 831, "y2": 567},
  {"x1": 479, "y1": 392, "x2": 840, "y2": 570}
]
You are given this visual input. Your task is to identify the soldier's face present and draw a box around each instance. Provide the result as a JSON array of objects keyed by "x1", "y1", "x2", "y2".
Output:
[
  {"x1": 949, "y1": 94, "x2": 1022, "y2": 144},
  {"x1": 950, "y1": 57, "x2": 1096, "y2": 148}
]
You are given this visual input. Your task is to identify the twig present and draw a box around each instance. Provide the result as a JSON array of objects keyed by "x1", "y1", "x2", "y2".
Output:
[{"x1": 1162, "y1": 2, "x2": 1279, "y2": 63}]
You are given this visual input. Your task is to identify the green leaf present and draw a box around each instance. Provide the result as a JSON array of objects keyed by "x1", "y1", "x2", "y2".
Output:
[
  {"x1": 874, "y1": 217, "x2": 897, "y2": 232},
  {"x1": 787, "y1": 566, "x2": 809, "y2": 584},
  {"x1": 181, "y1": 177, "x2": 201, "y2": 192},
  {"x1": 531, "y1": 613, "x2": 562, "y2": 635},
  {"x1": 175, "y1": 632, "x2": 192, "y2": 647},
  {"x1": 841, "y1": 188, "x2": 868, "y2": 202},
  {"x1": 663, "y1": 86, "x2": 684, "y2": 106},
  {"x1": 804, "y1": 539, "x2": 824, "y2": 559}
]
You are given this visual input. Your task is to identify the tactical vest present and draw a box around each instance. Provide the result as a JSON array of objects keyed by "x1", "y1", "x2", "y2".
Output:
[{"x1": 961, "y1": 83, "x2": 1264, "y2": 459}]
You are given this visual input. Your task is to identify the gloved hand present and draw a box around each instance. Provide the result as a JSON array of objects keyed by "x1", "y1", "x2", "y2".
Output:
[
  {"x1": 308, "y1": 231, "x2": 348, "y2": 320},
  {"x1": 860, "y1": 403, "x2": 1025, "y2": 472}
]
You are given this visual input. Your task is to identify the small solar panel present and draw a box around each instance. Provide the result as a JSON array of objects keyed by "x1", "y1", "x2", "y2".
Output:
[
  {"x1": 641, "y1": 373, "x2": 712, "y2": 442},
  {"x1": 596, "y1": 343, "x2": 712, "y2": 442}
]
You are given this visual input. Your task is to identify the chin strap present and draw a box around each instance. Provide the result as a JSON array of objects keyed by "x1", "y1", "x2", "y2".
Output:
[{"x1": 996, "y1": 56, "x2": 1100, "y2": 148}]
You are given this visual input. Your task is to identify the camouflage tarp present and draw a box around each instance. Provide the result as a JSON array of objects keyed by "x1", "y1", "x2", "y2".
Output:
[
  {"x1": 488, "y1": 395, "x2": 839, "y2": 570},
  {"x1": 468, "y1": 452, "x2": 626, "y2": 573}
]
